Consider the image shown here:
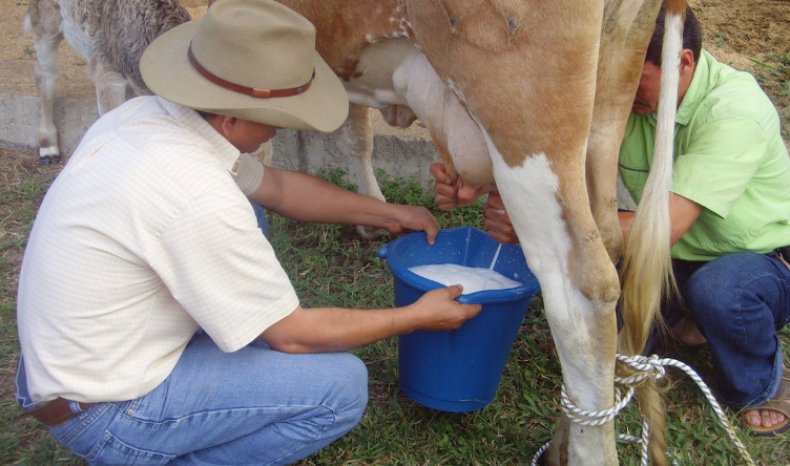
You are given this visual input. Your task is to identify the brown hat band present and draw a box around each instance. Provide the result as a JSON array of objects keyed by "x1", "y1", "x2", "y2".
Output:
[{"x1": 188, "y1": 43, "x2": 314, "y2": 98}]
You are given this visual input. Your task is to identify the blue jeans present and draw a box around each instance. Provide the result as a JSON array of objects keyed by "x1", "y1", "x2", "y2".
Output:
[
  {"x1": 251, "y1": 202, "x2": 270, "y2": 238},
  {"x1": 658, "y1": 252, "x2": 790, "y2": 409},
  {"x1": 17, "y1": 332, "x2": 368, "y2": 465}
]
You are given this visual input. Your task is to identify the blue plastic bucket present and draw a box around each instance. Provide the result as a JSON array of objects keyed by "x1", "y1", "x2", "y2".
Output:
[{"x1": 377, "y1": 227, "x2": 540, "y2": 412}]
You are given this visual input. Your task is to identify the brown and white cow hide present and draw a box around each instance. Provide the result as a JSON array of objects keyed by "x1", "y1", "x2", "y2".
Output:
[{"x1": 279, "y1": 1, "x2": 685, "y2": 465}]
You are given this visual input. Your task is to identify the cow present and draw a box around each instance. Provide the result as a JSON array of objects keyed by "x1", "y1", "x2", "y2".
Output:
[
  {"x1": 24, "y1": 0, "x2": 192, "y2": 165},
  {"x1": 273, "y1": 1, "x2": 686, "y2": 465}
]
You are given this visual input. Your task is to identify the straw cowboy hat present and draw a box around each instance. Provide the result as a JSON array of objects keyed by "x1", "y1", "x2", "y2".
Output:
[{"x1": 140, "y1": 0, "x2": 348, "y2": 132}]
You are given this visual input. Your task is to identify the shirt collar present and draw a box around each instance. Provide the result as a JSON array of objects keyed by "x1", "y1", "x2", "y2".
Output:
[
  {"x1": 675, "y1": 49, "x2": 713, "y2": 126},
  {"x1": 156, "y1": 96, "x2": 241, "y2": 172}
]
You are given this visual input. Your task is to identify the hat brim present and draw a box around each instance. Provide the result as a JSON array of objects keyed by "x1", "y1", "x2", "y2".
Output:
[{"x1": 141, "y1": 19, "x2": 349, "y2": 133}]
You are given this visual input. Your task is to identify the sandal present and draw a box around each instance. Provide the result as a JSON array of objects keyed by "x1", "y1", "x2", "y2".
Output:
[{"x1": 741, "y1": 367, "x2": 790, "y2": 436}]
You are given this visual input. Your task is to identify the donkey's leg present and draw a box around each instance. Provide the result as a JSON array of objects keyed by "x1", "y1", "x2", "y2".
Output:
[
  {"x1": 89, "y1": 59, "x2": 130, "y2": 115},
  {"x1": 26, "y1": 0, "x2": 64, "y2": 164}
]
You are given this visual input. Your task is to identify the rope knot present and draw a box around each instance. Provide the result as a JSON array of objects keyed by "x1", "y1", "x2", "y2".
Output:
[{"x1": 616, "y1": 354, "x2": 667, "y2": 386}]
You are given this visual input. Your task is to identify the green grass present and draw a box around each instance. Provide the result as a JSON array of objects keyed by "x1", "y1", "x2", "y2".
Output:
[{"x1": 1, "y1": 155, "x2": 788, "y2": 465}]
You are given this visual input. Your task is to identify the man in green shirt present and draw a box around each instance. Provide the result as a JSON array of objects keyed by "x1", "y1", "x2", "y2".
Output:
[
  {"x1": 432, "y1": 4, "x2": 790, "y2": 435},
  {"x1": 617, "y1": 5, "x2": 790, "y2": 436}
]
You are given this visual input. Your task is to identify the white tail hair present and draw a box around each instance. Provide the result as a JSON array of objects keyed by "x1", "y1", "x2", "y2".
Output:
[
  {"x1": 620, "y1": 1, "x2": 684, "y2": 361},
  {"x1": 619, "y1": 2, "x2": 685, "y2": 464}
]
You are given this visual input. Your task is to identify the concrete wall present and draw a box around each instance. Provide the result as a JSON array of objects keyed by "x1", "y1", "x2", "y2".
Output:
[{"x1": 0, "y1": 92, "x2": 441, "y2": 192}]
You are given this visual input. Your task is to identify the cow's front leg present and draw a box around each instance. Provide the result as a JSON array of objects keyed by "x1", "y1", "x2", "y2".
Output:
[
  {"x1": 483, "y1": 131, "x2": 620, "y2": 466},
  {"x1": 333, "y1": 103, "x2": 385, "y2": 238}
]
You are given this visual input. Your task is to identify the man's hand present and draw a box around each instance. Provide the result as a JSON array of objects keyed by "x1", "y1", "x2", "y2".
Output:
[
  {"x1": 483, "y1": 190, "x2": 518, "y2": 244},
  {"x1": 430, "y1": 163, "x2": 491, "y2": 210},
  {"x1": 407, "y1": 285, "x2": 482, "y2": 331},
  {"x1": 430, "y1": 163, "x2": 519, "y2": 244},
  {"x1": 383, "y1": 204, "x2": 441, "y2": 245}
]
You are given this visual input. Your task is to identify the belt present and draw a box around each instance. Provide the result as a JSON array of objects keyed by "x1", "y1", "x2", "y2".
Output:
[
  {"x1": 778, "y1": 245, "x2": 790, "y2": 272},
  {"x1": 26, "y1": 397, "x2": 95, "y2": 427}
]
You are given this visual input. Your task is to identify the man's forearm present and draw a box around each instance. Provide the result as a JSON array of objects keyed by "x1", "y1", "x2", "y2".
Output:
[{"x1": 275, "y1": 171, "x2": 393, "y2": 226}]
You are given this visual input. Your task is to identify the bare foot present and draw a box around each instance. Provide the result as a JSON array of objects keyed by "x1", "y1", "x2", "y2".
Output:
[
  {"x1": 743, "y1": 408, "x2": 787, "y2": 430},
  {"x1": 670, "y1": 317, "x2": 707, "y2": 346}
]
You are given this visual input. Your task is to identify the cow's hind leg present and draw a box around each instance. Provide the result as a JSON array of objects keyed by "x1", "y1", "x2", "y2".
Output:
[
  {"x1": 26, "y1": 0, "x2": 64, "y2": 165},
  {"x1": 586, "y1": 3, "x2": 669, "y2": 464},
  {"x1": 587, "y1": 0, "x2": 663, "y2": 262}
]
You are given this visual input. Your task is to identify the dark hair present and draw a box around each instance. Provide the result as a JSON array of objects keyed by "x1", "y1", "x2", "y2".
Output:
[
  {"x1": 196, "y1": 109, "x2": 218, "y2": 120},
  {"x1": 645, "y1": 3, "x2": 702, "y2": 66}
]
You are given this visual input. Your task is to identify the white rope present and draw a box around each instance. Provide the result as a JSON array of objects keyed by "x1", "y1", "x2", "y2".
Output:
[
  {"x1": 560, "y1": 384, "x2": 635, "y2": 426},
  {"x1": 639, "y1": 420, "x2": 651, "y2": 466},
  {"x1": 530, "y1": 354, "x2": 756, "y2": 466},
  {"x1": 529, "y1": 442, "x2": 551, "y2": 466}
]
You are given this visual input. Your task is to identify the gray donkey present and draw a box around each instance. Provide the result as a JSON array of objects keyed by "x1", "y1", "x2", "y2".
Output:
[{"x1": 25, "y1": 0, "x2": 191, "y2": 164}]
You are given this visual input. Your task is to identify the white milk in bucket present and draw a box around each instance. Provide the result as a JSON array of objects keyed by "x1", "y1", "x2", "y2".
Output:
[{"x1": 408, "y1": 263, "x2": 522, "y2": 294}]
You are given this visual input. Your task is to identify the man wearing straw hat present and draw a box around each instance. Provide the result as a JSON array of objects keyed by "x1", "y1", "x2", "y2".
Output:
[{"x1": 15, "y1": 1, "x2": 482, "y2": 463}]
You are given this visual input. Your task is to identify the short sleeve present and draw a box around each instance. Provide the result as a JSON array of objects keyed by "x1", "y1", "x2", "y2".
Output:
[
  {"x1": 231, "y1": 154, "x2": 265, "y2": 195},
  {"x1": 150, "y1": 187, "x2": 298, "y2": 352},
  {"x1": 672, "y1": 117, "x2": 768, "y2": 218}
]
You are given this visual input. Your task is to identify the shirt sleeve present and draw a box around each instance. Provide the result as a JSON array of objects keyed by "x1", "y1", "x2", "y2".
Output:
[
  {"x1": 150, "y1": 186, "x2": 298, "y2": 352},
  {"x1": 672, "y1": 117, "x2": 768, "y2": 218},
  {"x1": 231, "y1": 153, "x2": 265, "y2": 196}
]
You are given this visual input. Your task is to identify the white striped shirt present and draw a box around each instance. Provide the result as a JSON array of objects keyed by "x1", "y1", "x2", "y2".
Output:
[{"x1": 17, "y1": 96, "x2": 299, "y2": 403}]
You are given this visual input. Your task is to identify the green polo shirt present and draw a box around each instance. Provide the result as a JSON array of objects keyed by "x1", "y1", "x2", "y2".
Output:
[{"x1": 619, "y1": 49, "x2": 790, "y2": 261}]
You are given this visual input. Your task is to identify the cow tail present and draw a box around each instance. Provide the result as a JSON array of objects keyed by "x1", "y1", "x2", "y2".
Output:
[{"x1": 619, "y1": 1, "x2": 686, "y2": 465}]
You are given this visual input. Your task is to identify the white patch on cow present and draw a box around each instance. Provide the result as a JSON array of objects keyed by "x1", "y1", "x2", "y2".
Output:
[
  {"x1": 479, "y1": 128, "x2": 599, "y2": 390},
  {"x1": 446, "y1": 79, "x2": 467, "y2": 105},
  {"x1": 345, "y1": 90, "x2": 406, "y2": 108},
  {"x1": 396, "y1": 16, "x2": 412, "y2": 37},
  {"x1": 39, "y1": 145, "x2": 60, "y2": 157},
  {"x1": 344, "y1": 39, "x2": 415, "y2": 108},
  {"x1": 392, "y1": 53, "x2": 491, "y2": 181},
  {"x1": 343, "y1": 39, "x2": 490, "y2": 181}
]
